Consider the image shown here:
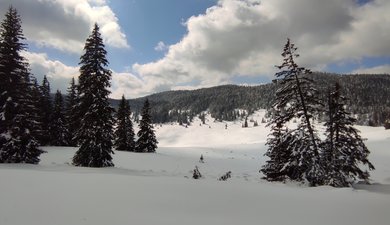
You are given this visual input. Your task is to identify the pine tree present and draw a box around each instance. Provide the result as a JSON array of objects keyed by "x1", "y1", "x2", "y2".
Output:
[
  {"x1": 65, "y1": 77, "x2": 79, "y2": 146},
  {"x1": 262, "y1": 39, "x2": 323, "y2": 185},
  {"x1": 72, "y1": 24, "x2": 115, "y2": 167},
  {"x1": 322, "y1": 82, "x2": 375, "y2": 187},
  {"x1": 39, "y1": 75, "x2": 52, "y2": 145},
  {"x1": 114, "y1": 95, "x2": 135, "y2": 151},
  {"x1": 50, "y1": 90, "x2": 69, "y2": 146},
  {"x1": 261, "y1": 114, "x2": 291, "y2": 181},
  {"x1": 136, "y1": 99, "x2": 158, "y2": 153},
  {"x1": 0, "y1": 7, "x2": 43, "y2": 163},
  {"x1": 29, "y1": 77, "x2": 44, "y2": 144}
]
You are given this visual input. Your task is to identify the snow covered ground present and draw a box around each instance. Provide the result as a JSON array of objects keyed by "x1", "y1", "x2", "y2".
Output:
[{"x1": 1, "y1": 110, "x2": 390, "y2": 225}]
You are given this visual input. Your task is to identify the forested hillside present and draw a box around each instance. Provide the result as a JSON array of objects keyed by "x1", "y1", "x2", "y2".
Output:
[{"x1": 115, "y1": 73, "x2": 390, "y2": 126}]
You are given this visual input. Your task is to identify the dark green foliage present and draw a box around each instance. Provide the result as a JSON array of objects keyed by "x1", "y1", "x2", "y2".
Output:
[
  {"x1": 218, "y1": 171, "x2": 232, "y2": 181},
  {"x1": 262, "y1": 39, "x2": 324, "y2": 185},
  {"x1": 136, "y1": 99, "x2": 158, "y2": 153},
  {"x1": 322, "y1": 82, "x2": 375, "y2": 187},
  {"x1": 243, "y1": 117, "x2": 248, "y2": 128},
  {"x1": 29, "y1": 77, "x2": 44, "y2": 143},
  {"x1": 193, "y1": 166, "x2": 202, "y2": 179},
  {"x1": 65, "y1": 77, "x2": 79, "y2": 146},
  {"x1": 114, "y1": 95, "x2": 135, "y2": 151},
  {"x1": 385, "y1": 119, "x2": 390, "y2": 130},
  {"x1": 72, "y1": 24, "x2": 115, "y2": 167},
  {"x1": 0, "y1": 7, "x2": 43, "y2": 163},
  {"x1": 111, "y1": 73, "x2": 390, "y2": 127},
  {"x1": 312, "y1": 73, "x2": 390, "y2": 126},
  {"x1": 38, "y1": 75, "x2": 52, "y2": 145},
  {"x1": 50, "y1": 90, "x2": 69, "y2": 146}
]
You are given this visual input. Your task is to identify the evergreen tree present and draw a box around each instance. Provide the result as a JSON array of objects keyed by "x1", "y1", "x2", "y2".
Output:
[
  {"x1": 114, "y1": 95, "x2": 135, "y2": 151},
  {"x1": 136, "y1": 99, "x2": 158, "y2": 153},
  {"x1": 65, "y1": 77, "x2": 79, "y2": 146},
  {"x1": 0, "y1": 7, "x2": 43, "y2": 163},
  {"x1": 262, "y1": 39, "x2": 323, "y2": 185},
  {"x1": 39, "y1": 75, "x2": 52, "y2": 145},
  {"x1": 29, "y1": 77, "x2": 44, "y2": 143},
  {"x1": 322, "y1": 82, "x2": 375, "y2": 187},
  {"x1": 261, "y1": 113, "x2": 291, "y2": 181},
  {"x1": 50, "y1": 90, "x2": 69, "y2": 146},
  {"x1": 72, "y1": 24, "x2": 115, "y2": 167}
]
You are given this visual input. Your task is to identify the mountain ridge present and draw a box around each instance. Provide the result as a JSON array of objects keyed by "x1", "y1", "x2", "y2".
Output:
[{"x1": 110, "y1": 72, "x2": 390, "y2": 126}]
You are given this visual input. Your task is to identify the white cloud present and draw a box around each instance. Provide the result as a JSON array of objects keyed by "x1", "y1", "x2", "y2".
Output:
[
  {"x1": 23, "y1": 51, "x2": 153, "y2": 99},
  {"x1": 154, "y1": 41, "x2": 168, "y2": 52},
  {"x1": 351, "y1": 65, "x2": 390, "y2": 74},
  {"x1": 133, "y1": 0, "x2": 390, "y2": 95},
  {"x1": 110, "y1": 72, "x2": 148, "y2": 99},
  {"x1": 0, "y1": 0, "x2": 129, "y2": 54},
  {"x1": 22, "y1": 51, "x2": 79, "y2": 93}
]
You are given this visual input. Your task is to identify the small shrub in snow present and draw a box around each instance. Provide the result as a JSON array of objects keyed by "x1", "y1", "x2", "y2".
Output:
[
  {"x1": 199, "y1": 154, "x2": 204, "y2": 163},
  {"x1": 385, "y1": 119, "x2": 390, "y2": 130},
  {"x1": 218, "y1": 171, "x2": 232, "y2": 181},
  {"x1": 193, "y1": 166, "x2": 202, "y2": 179}
]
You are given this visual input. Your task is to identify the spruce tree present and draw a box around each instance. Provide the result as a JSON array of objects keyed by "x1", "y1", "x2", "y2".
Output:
[
  {"x1": 29, "y1": 77, "x2": 44, "y2": 145},
  {"x1": 39, "y1": 75, "x2": 52, "y2": 145},
  {"x1": 0, "y1": 7, "x2": 43, "y2": 163},
  {"x1": 72, "y1": 24, "x2": 115, "y2": 167},
  {"x1": 65, "y1": 77, "x2": 79, "y2": 146},
  {"x1": 114, "y1": 95, "x2": 135, "y2": 151},
  {"x1": 322, "y1": 82, "x2": 375, "y2": 187},
  {"x1": 50, "y1": 90, "x2": 69, "y2": 146},
  {"x1": 262, "y1": 39, "x2": 323, "y2": 185},
  {"x1": 261, "y1": 112, "x2": 292, "y2": 181},
  {"x1": 136, "y1": 99, "x2": 158, "y2": 153}
]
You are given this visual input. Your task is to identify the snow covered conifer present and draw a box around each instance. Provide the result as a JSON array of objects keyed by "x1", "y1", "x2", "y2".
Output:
[
  {"x1": 262, "y1": 39, "x2": 324, "y2": 185},
  {"x1": 39, "y1": 75, "x2": 52, "y2": 145},
  {"x1": 50, "y1": 90, "x2": 69, "y2": 146},
  {"x1": 322, "y1": 82, "x2": 375, "y2": 187},
  {"x1": 193, "y1": 166, "x2": 202, "y2": 179},
  {"x1": 136, "y1": 99, "x2": 158, "y2": 153},
  {"x1": 0, "y1": 7, "x2": 43, "y2": 163},
  {"x1": 72, "y1": 24, "x2": 115, "y2": 167},
  {"x1": 114, "y1": 95, "x2": 135, "y2": 151},
  {"x1": 29, "y1": 77, "x2": 44, "y2": 143},
  {"x1": 65, "y1": 77, "x2": 79, "y2": 146}
]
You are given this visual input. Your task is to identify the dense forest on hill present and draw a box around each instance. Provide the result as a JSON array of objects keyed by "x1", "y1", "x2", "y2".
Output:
[{"x1": 112, "y1": 72, "x2": 390, "y2": 126}]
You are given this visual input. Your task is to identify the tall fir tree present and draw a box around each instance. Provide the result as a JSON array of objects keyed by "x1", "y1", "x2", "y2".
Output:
[
  {"x1": 322, "y1": 82, "x2": 375, "y2": 187},
  {"x1": 50, "y1": 90, "x2": 69, "y2": 146},
  {"x1": 28, "y1": 77, "x2": 44, "y2": 145},
  {"x1": 262, "y1": 39, "x2": 323, "y2": 185},
  {"x1": 65, "y1": 77, "x2": 79, "y2": 146},
  {"x1": 114, "y1": 95, "x2": 136, "y2": 151},
  {"x1": 261, "y1": 110, "x2": 295, "y2": 181},
  {"x1": 0, "y1": 7, "x2": 43, "y2": 163},
  {"x1": 136, "y1": 99, "x2": 158, "y2": 153},
  {"x1": 72, "y1": 24, "x2": 115, "y2": 167},
  {"x1": 39, "y1": 75, "x2": 52, "y2": 145}
]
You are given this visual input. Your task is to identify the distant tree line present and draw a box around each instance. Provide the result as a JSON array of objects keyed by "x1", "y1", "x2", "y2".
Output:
[
  {"x1": 113, "y1": 72, "x2": 390, "y2": 127},
  {"x1": 0, "y1": 7, "x2": 157, "y2": 166}
]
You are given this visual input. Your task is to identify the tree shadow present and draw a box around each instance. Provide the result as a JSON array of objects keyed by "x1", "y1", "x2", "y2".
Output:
[{"x1": 352, "y1": 182, "x2": 390, "y2": 195}]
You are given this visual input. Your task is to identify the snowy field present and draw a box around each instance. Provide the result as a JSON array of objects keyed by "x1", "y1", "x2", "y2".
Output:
[{"x1": 1, "y1": 110, "x2": 390, "y2": 225}]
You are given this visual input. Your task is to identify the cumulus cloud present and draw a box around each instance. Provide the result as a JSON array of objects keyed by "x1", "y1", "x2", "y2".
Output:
[
  {"x1": 0, "y1": 0, "x2": 129, "y2": 54},
  {"x1": 154, "y1": 41, "x2": 168, "y2": 52},
  {"x1": 110, "y1": 72, "x2": 148, "y2": 99},
  {"x1": 23, "y1": 51, "x2": 151, "y2": 99},
  {"x1": 22, "y1": 51, "x2": 79, "y2": 93},
  {"x1": 351, "y1": 65, "x2": 390, "y2": 74},
  {"x1": 133, "y1": 0, "x2": 390, "y2": 95}
]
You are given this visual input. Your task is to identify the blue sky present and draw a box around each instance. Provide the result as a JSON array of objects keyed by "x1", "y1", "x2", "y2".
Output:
[{"x1": 0, "y1": 0, "x2": 389, "y2": 98}]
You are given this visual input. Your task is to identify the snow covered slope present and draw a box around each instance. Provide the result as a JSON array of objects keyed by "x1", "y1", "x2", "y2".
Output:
[{"x1": 1, "y1": 111, "x2": 390, "y2": 225}]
